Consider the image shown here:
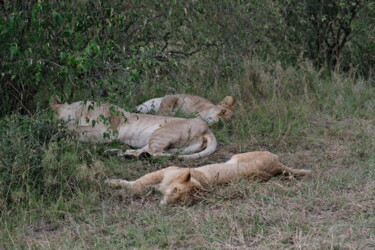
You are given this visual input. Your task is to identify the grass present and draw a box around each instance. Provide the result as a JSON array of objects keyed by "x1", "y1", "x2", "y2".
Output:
[{"x1": 1, "y1": 59, "x2": 374, "y2": 249}]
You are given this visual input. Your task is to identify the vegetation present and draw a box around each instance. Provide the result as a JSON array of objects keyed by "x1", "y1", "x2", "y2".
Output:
[{"x1": 1, "y1": 0, "x2": 374, "y2": 248}]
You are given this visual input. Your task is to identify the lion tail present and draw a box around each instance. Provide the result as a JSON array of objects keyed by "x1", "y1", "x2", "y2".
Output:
[
  {"x1": 279, "y1": 163, "x2": 312, "y2": 176},
  {"x1": 177, "y1": 130, "x2": 217, "y2": 159}
]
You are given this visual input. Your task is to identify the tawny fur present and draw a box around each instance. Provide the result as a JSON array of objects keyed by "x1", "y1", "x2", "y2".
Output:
[
  {"x1": 106, "y1": 151, "x2": 311, "y2": 205},
  {"x1": 50, "y1": 96, "x2": 217, "y2": 159},
  {"x1": 136, "y1": 94, "x2": 235, "y2": 124}
]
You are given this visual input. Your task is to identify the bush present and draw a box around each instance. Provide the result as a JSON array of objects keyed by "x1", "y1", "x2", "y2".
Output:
[
  {"x1": 0, "y1": 0, "x2": 224, "y2": 115},
  {"x1": 278, "y1": 0, "x2": 375, "y2": 73},
  {"x1": 1, "y1": 0, "x2": 373, "y2": 116}
]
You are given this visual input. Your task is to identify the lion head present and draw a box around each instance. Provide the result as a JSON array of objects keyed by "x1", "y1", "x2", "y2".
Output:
[
  {"x1": 204, "y1": 96, "x2": 235, "y2": 123},
  {"x1": 205, "y1": 107, "x2": 234, "y2": 123},
  {"x1": 161, "y1": 169, "x2": 202, "y2": 205}
]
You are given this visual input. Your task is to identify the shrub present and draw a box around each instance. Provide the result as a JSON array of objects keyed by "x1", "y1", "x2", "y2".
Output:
[
  {"x1": 278, "y1": 0, "x2": 375, "y2": 73},
  {"x1": 1, "y1": 0, "x2": 373, "y2": 116}
]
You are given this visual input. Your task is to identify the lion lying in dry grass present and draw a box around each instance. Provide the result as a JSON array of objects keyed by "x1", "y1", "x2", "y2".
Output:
[
  {"x1": 50, "y1": 96, "x2": 217, "y2": 159},
  {"x1": 136, "y1": 94, "x2": 235, "y2": 124},
  {"x1": 106, "y1": 151, "x2": 311, "y2": 205}
]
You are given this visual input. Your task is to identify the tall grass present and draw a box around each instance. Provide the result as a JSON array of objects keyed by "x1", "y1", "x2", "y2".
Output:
[
  {"x1": 1, "y1": 58, "x2": 374, "y2": 248},
  {"x1": 0, "y1": 111, "x2": 107, "y2": 217}
]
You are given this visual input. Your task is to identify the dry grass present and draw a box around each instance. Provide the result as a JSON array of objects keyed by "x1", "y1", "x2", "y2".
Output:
[
  {"x1": 1, "y1": 59, "x2": 374, "y2": 249},
  {"x1": 7, "y1": 117, "x2": 374, "y2": 249}
]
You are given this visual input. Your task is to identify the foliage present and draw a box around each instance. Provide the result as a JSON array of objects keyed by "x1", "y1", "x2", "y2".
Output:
[
  {"x1": 1, "y1": 0, "x2": 374, "y2": 116},
  {"x1": 0, "y1": 0, "x2": 150, "y2": 114},
  {"x1": 279, "y1": 0, "x2": 375, "y2": 72},
  {"x1": 0, "y1": 0, "x2": 223, "y2": 115}
]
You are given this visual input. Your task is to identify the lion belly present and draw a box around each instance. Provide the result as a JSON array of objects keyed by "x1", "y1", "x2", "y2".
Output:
[{"x1": 118, "y1": 123, "x2": 161, "y2": 148}]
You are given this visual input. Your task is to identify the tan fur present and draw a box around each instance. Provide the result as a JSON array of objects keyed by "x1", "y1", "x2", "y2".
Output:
[
  {"x1": 106, "y1": 151, "x2": 311, "y2": 205},
  {"x1": 50, "y1": 96, "x2": 217, "y2": 159},
  {"x1": 136, "y1": 94, "x2": 235, "y2": 124}
]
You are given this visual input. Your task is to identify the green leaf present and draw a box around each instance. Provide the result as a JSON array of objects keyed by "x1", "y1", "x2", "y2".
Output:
[{"x1": 9, "y1": 44, "x2": 19, "y2": 60}]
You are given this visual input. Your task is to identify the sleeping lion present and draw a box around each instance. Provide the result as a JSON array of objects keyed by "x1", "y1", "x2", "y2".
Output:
[
  {"x1": 135, "y1": 94, "x2": 235, "y2": 124},
  {"x1": 50, "y1": 96, "x2": 217, "y2": 159},
  {"x1": 106, "y1": 151, "x2": 311, "y2": 205}
]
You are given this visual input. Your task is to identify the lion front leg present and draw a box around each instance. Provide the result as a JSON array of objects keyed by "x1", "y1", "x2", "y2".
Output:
[
  {"x1": 106, "y1": 169, "x2": 167, "y2": 194},
  {"x1": 121, "y1": 146, "x2": 152, "y2": 158},
  {"x1": 105, "y1": 178, "x2": 144, "y2": 193},
  {"x1": 105, "y1": 179, "x2": 135, "y2": 189}
]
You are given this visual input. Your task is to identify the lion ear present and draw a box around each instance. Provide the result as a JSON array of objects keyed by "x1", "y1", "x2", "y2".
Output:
[
  {"x1": 219, "y1": 96, "x2": 235, "y2": 108},
  {"x1": 178, "y1": 169, "x2": 191, "y2": 183},
  {"x1": 50, "y1": 96, "x2": 62, "y2": 110},
  {"x1": 52, "y1": 96, "x2": 62, "y2": 104}
]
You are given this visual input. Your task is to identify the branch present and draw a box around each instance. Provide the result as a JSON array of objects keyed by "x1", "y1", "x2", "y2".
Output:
[
  {"x1": 41, "y1": 59, "x2": 63, "y2": 67},
  {"x1": 324, "y1": 21, "x2": 335, "y2": 49},
  {"x1": 155, "y1": 42, "x2": 219, "y2": 61},
  {"x1": 160, "y1": 32, "x2": 171, "y2": 53},
  {"x1": 6, "y1": 82, "x2": 32, "y2": 115},
  {"x1": 125, "y1": 13, "x2": 165, "y2": 41}
]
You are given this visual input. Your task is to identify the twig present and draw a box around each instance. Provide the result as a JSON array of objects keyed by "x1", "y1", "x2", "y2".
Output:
[
  {"x1": 10, "y1": 92, "x2": 32, "y2": 116},
  {"x1": 155, "y1": 42, "x2": 219, "y2": 61},
  {"x1": 41, "y1": 59, "x2": 63, "y2": 67},
  {"x1": 166, "y1": 42, "x2": 218, "y2": 56},
  {"x1": 160, "y1": 32, "x2": 171, "y2": 53},
  {"x1": 125, "y1": 13, "x2": 165, "y2": 40}
]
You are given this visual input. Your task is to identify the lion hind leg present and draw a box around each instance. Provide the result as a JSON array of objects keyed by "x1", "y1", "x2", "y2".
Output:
[
  {"x1": 278, "y1": 163, "x2": 312, "y2": 177},
  {"x1": 157, "y1": 95, "x2": 179, "y2": 115}
]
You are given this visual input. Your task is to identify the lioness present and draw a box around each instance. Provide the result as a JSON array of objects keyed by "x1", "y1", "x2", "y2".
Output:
[
  {"x1": 106, "y1": 151, "x2": 311, "y2": 205},
  {"x1": 135, "y1": 94, "x2": 235, "y2": 124},
  {"x1": 50, "y1": 96, "x2": 217, "y2": 159}
]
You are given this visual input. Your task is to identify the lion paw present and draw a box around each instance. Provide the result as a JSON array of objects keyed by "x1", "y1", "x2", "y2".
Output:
[
  {"x1": 105, "y1": 179, "x2": 130, "y2": 188},
  {"x1": 104, "y1": 149, "x2": 123, "y2": 156}
]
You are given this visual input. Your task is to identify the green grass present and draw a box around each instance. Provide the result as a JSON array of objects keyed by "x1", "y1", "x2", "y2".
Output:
[{"x1": 1, "y1": 59, "x2": 374, "y2": 249}]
